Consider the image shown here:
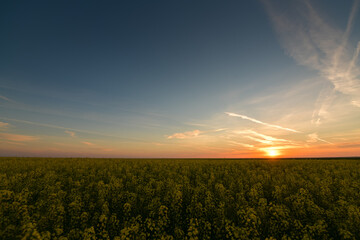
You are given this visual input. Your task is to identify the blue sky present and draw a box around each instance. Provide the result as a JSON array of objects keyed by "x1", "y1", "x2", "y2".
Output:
[{"x1": 1, "y1": 0, "x2": 360, "y2": 157}]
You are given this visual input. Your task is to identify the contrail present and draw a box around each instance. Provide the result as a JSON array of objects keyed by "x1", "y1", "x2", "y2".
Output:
[{"x1": 225, "y1": 112, "x2": 300, "y2": 133}]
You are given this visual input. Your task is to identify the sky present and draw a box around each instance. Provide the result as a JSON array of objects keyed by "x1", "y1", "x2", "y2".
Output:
[{"x1": 1, "y1": 0, "x2": 360, "y2": 158}]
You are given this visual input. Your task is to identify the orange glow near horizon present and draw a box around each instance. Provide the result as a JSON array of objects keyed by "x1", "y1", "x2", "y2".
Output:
[{"x1": 264, "y1": 149, "x2": 281, "y2": 157}]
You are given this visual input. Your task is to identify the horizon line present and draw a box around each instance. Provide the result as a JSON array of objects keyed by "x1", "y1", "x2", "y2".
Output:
[{"x1": 0, "y1": 156, "x2": 359, "y2": 160}]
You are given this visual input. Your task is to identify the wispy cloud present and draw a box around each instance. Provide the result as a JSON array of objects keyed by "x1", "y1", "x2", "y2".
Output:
[
  {"x1": 65, "y1": 130, "x2": 76, "y2": 137},
  {"x1": 0, "y1": 141, "x2": 25, "y2": 146},
  {"x1": 225, "y1": 112, "x2": 300, "y2": 132},
  {"x1": 261, "y1": 145, "x2": 301, "y2": 150},
  {"x1": 167, "y1": 130, "x2": 201, "y2": 139},
  {"x1": 0, "y1": 133, "x2": 38, "y2": 142},
  {"x1": 228, "y1": 128, "x2": 305, "y2": 156},
  {"x1": 235, "y1": 130, "x2": 291, "y2": 145},
  {"x1": 263, "y1": 0, "x2": 360, "y2": 123},
  {"x1": 80, "y1": 141, "x2": 113, "y2": 152},
  {"x1": 0, "y1": 95, "x2": 12, "y2": 102},
  {"x1": 227, "y1": 140, "x2": 255, "y2": 148},
  {"x1": 307, "y1": 133, "x2": 332, "y2": 144},
  {"x1": 311, "y1": 87, "x2": 336, "y2": 126},
  {"x1": 237, "y1": 130, "x2": 290, "y2": 142},
  {"x1": 82, "y1": 141, "x2": 95, "y2": 146},
  {"x1": 214, "y1": 128, "x2": 228, "y2": 132},
  {"x1": 245, "y1": 136, "x2": 273, "y2": 145},
  {"x1": 0, "y1": 122, "x2": 9, "y2": 129}
]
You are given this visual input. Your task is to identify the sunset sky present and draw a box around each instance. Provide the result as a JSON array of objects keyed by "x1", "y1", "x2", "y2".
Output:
[{"x1": 1, "y1": 0, "x2": 360, "y2": 158}]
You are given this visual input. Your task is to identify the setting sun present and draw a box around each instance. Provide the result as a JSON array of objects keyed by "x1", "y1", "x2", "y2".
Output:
[{"x1": 265, "y1": 149, "x2": 280, "y2": 157}]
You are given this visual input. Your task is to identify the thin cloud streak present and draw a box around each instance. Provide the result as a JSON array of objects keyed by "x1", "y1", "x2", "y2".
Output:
[
  {"x1": 229, "y1": 128, "x2": 304, "y2": 156},
  {"x1": 307, "y1": 133, "x2": 332, "y2": 144},
  {"x1": 0, "y1": 95, "x2": 12, "y2": 102},
  {"x1": 65, "y1": 130, "x2": 76, "y2": 137},
  {"x1": 167, "y1": 130, "x2": 201, "y2": 139},
  {"x1": 225, "y1": 112, "x2": 300, "y2": 132},
  {"x1": 214, "y1": 128, "x2": 228, "y2": 132},
  {"x1": 332, "y1": 0, "x2": 359, "y2": 71},
  {"x1": 235, "y1": 130, "x2": 292, "y2": 146},
  {"x1": 236, "y1": 130, "x2": 290, "y2": 142},
  {"x1": 245, "y1": 136, "x2": 273, "y2": 145},
  {"x1": 0, "y1": 117, "x2": 150, "y2": 143},
  {"x1": 227, "y1": 140, "x2": 255, "y2": 148},
  {"x1": 311, "y1": 87, "x2": 336, "y2": 126},
  {"x1": 0, "y1": 133, "x2": 38, "y2": 142}
]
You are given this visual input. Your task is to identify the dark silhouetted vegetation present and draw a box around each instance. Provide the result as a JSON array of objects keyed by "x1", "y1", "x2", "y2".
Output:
[{"x1": 1, "y1": 158, "x2": 360, "y2": 239}]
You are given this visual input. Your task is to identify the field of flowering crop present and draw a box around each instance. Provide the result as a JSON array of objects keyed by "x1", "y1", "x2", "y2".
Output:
[{"x1": 1, "y1": 158, "x2": 360, "y2": 239}]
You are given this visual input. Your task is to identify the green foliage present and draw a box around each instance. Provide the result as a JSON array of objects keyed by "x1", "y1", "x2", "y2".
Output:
[{"x1": 0, "y1": 158, "x2": 360, "y2": 239}]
